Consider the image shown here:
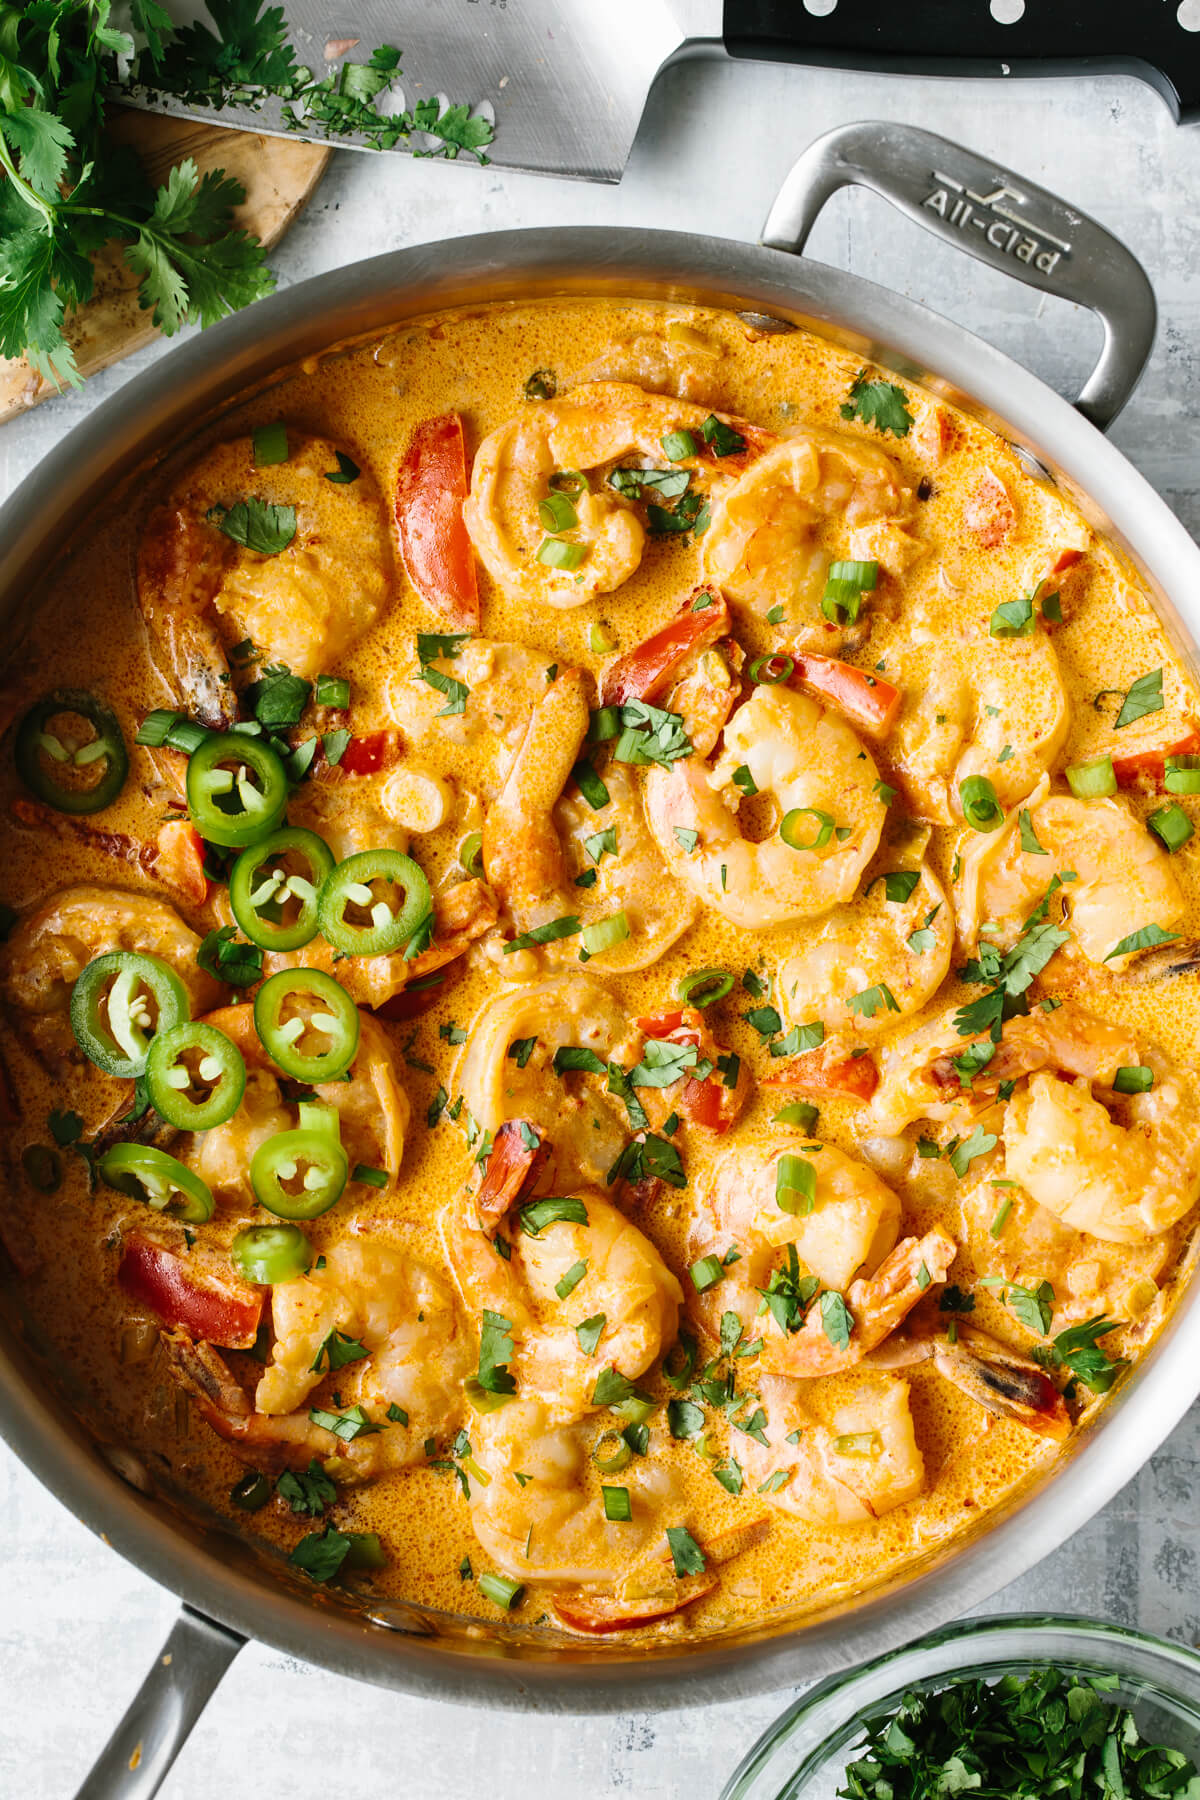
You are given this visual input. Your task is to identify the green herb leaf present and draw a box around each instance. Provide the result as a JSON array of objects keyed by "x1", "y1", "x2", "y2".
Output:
[
  {"x1": 1114, "y1": 667, "x2": 1164, "y2": 729},
  {"x1": 839, "y1": 369, "x2": 913, "y2": 436}
]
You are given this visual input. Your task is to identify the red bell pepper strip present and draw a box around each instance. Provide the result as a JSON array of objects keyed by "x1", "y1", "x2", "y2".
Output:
[
  {"x1": 1111, "y1": 727, "x2": 1200, "y2": 790},
  {"x1": 762, "y1": 1043, "x2": 879, "y2": 1103},
  {"x1": 601, "y1": 590, "x2": 731, "y2": 706},
  {"x1": 635, "y1": 1007, "x2": 750, "y2": 1134},
  {"x1": 118, "y1": 1233, "x2": 263, "y2": 1348},
  {"x1": 790, "y1": 654, "x2": 902, "y2": 741},
  {"x1": 395, "y1": 414, "x2": 479, "y2": 631}
]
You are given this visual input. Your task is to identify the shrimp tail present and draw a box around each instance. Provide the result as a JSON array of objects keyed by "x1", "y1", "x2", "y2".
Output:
[
  {"x1": 475, "y1": 1119, "x2": 551, "y2": 1228},
  {"x1": 933, "y1": 1325, "x2": 1072, "y2": 1442}
]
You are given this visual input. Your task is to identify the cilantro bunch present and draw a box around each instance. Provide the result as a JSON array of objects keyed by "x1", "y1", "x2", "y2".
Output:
[
  {"x1": 840, "y1": 1666, "x2": 1200, "y2": 1800},
  {"x1": 0, "y1": 1, "x2": 494, "y2": 388}
]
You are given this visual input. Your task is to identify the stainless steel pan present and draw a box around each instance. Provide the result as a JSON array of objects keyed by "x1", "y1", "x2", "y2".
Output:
[{"x1": 1, "y1": 119, "x2": 1195, "y2": 1800}]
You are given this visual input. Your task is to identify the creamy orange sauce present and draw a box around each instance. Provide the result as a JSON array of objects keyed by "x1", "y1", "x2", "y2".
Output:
[{"x1": 2, "y1": 297, "x2": 1199, "y2": 1651}]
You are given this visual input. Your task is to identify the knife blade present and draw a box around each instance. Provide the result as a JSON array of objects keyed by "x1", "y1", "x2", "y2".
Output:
[
  {"x1": 117, "y1": 0, "x2": 722, "y2": 184},
  {"x1": 118, "y1": 0, "x2": 1200, "y2": 187}
]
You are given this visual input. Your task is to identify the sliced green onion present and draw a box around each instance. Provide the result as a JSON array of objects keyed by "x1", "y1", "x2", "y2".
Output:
[
  {"x1": 1113, "y1": 1064, "x2": 1154, "y2": 1094},
  {"x1": 581, "y1": 912, "x2": 629, "y2": 956},
  {"x1": 588, "y1": 622, "x2": 617, "y2": 655},
  {"x1": 827, "y1": 559, "x2": 877, "y2": 590},
  {"x1": 252, "y1": 420, "x2": 289, "y2": 466},
  {"x1": 602, "y1": 1485, "x2": 632, "y2": 1522},
  {"x1": 1148, "y1": 802, "x2": 1194, "y2": 852},
  {"x1": 689, "y1": 1254, "x2": 724, "y2": 1293},
  {"x1": 831, "y1": 1430, "x2": 882, "y2": 1457},
  {"x1": 549, "y1": 468, "x2": 586, "y2": 496},
  {"x1": 1165, "y1": 755, "x2": 1200, "y2": 795},
  {"x1": 780, "y1": 807, "x2": 834, "y2": 850},
  {"x1": 459, "y1": 831, "x2": 484, "y2": 878},
  {"x1": 959, "y1": 775, "x2": 1004, "y2": 832},
  {"x1": 231, "y1": 1471, "x2": 271, "y2": 1510},
  {"x1": 776, "y1": 1153, "x2": 816, "y2": 1215},
  {"x1": 677, "y1": 967, "x2": 733, "y2": 1007},
  {"x1": 587, "y1": 706, "x2": 621, "y2": 743},
  {"x1": 538, "y1": 492, "x2": 579, "y2": 532},
  {"x1": 776, "y1": 1101, "x2": 819, "y2": 1132},
  {"x1": 592, "y1": 1431, "x2": 632, "y2": 1475},
  {"x1": 536, "y1": 538, "x2": 586, "y2": 571},
  {"x1": 1065, "y1": 757, "x2": 1117, "y2": 799},
  {"x1": 478, "y1": 1572, "x2": 524, "y2": 1610},
  {"x1": 749, "y1": 654, "x2": 794, "y2": 686}
]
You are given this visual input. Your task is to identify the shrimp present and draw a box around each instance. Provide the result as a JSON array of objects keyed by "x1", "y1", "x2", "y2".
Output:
[
  {"x1": 137, "y1": 434, "x2": 391, "y2": 725},
  {"x1": 701, "y1": 429, "x2": 924, "y2": 625},
  {"x1": 869, "y1": 998, "x2": 1139, "y2": 1136},
  {"x1": 689, "y1": 1135, "x2": 903, "y2": 1351},
  {"x1": 442, "y1": 1184, "x2": 682, "y2": 1423},
  {"x1": 886, "y1": 617, "x2": 1070, "y2": 824},
  {"x1": 466, "y1": 1398, "x2": 681, "y2": 1586},
  {"x1": 1004, "y1": 1044, "x2": 1200, "y2": 1243},
  {"x1": 960, "y1": 1179, "x2": 1172, "y2": 1329},
  {"x1": 162, "y1": 1238, "x2": 470, "y2": 1476},
  {"x1": 456, "y1": 975, "x2": 640, "y2": 1192},
  {"x1": 644, "y1": 685, "x2": 888, "y2": 929},
  {"x1": 463, "y1": 381, "x2": 772, "y2": 608},
  {"x1": 188, "y1": 1004, "x2": 408, "y2": 1205},
  {"x1": 776, "y1": 860, "x2": 954, "y2": 1038},
  {"x1": 760, "y1": 1227, "x2": 957, "y2": 1379},
  {"x1": 742, "y1": 1374, "x2": 925, "y2": 1525},
  {"x1": 386, "y1": 638, "x2": 557, "y2": 799},
  {"x1": 0, "y1": 884, "x2": 221, "y2": 1068},
  {"x1": 483, "y1": 667, "x2": 697, "y2": 971},
  {"x1": 955, "y1": 783, "x2": 1183, "y2": 969}
]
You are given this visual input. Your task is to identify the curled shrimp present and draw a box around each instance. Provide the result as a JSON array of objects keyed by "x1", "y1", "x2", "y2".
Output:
[
  {"x1": 869, "y1": 998, "x2": 1139, "y2": 1136},
  {"x1": 187, "y1": 1004, "x2": 409, "y2": 1206},
  {"x1": 0, "y1": 884, "x2": 221, "y2": 1068},
  {"x1": 462, "y1": 381, "x2": 771, "y2": 608},
  {"x1": 702, "y1": 428, "x2": 925, "y2": 623},
  {"x1": 776, "y1": 859, "x2": 954, "y2": 1038},
  {"x1": 465, "y1": 1398, "x2": 681, "y2": 1586},
  {"x1": 442, "y1": 1183, "x2": 682, "y2": 1423},
  {"x1": 456, "y1": 975, "x2": 639, "y2": 1191},
  {"x1": 162, "y1": 1238, "x2": 470, "y2": 1476},
  {"x1": 886, "y1": 616, "x2": 1070, "y2": 824},
  {"x1": 137, "y1": 434, "x2": 391, "y2": 725},
  {"x1": 688, "y1": 1134, "x2": 903, "y2": 1354},
  {"x1": 955, "y1": 782, "x2": 1183, "y2": 970},
  {"x1": 1003, "y1": 1034, "x2": 1200, "y2": 1243},
  {"x1": 742, "y1": 1373, "x2": 926, "y2": 1525},
  {"x1": 959, "y1": 1178, "x2": 1172, "y2": 1330},
  {"x1": 644, "y1": 684, "x2": 888, "y2": 929},
  {"x1": 483, "y1": 666, "x2": 697, "y2": 971},
  {"x1": 386, "y1": 637, "x2": 559, "y2": 799}
]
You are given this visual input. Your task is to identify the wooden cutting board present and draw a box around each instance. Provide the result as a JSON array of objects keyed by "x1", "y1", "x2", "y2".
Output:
[{"x1": 0, "y1": 108, "x2": 330, "y2": 424}]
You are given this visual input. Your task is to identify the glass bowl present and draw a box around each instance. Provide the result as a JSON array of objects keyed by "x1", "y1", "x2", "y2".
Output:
[{"x1": 720, "y1": 1614, "x2": 1200, "y2": 1800}]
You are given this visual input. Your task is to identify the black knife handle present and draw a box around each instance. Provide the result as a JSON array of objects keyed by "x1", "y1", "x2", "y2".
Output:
[
  {"x1": 762, "y1": 121, "x2": 1157, "y2": 429},
  {"x1": 724, "y1": 1, "x2": 1200, "y2": 122}
]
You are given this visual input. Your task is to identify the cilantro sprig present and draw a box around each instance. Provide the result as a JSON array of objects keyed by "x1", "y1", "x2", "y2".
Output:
[{"x1": 0, "y1": 0, "x2": 494, "y2": 387}]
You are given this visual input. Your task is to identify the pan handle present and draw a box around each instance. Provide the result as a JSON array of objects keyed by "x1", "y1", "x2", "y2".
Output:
[
  {"x1": 74, "y1": 1605, "x2": 246, "y2": 1800},
  {"x1": 761, "y1": 120, "x2": 1156, "y2": 433}
]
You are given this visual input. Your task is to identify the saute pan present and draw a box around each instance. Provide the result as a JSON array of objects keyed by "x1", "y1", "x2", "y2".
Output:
[{"x1": 1, "y1": 120, "x2": 1196, "y2": 1798}]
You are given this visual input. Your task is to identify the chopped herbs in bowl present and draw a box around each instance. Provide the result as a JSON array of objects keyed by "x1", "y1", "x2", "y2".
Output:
[{"x1": 720, "y1": 1617, "x2": 1200, "y2": 1800}]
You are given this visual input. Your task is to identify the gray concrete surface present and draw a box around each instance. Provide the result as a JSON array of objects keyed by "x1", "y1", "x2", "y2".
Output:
[{"x1": 3, "y1": 45, "x2": 1200, "y2": 1800}]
